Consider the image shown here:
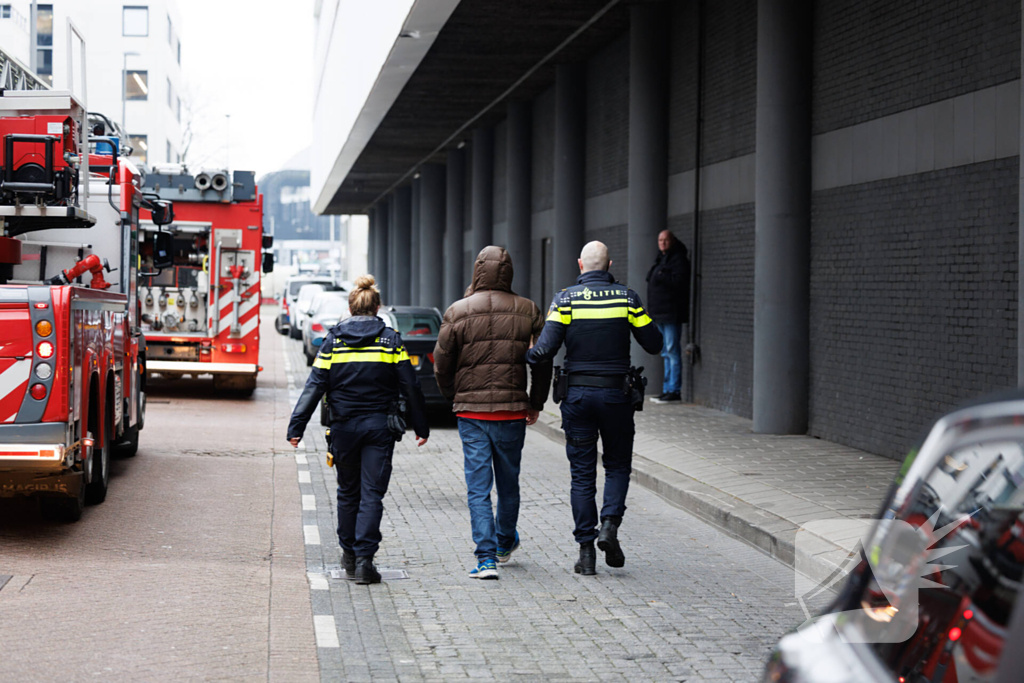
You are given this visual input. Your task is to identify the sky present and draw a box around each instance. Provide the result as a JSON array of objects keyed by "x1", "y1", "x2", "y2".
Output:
[{"x1": 176, "y1": 0, "x2": 314, "y2": 178}]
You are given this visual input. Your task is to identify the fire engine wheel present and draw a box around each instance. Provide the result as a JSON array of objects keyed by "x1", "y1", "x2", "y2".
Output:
[
  {"x1": 85, "y1": 423, "x2": 111, "y2": 506},
  {"x1": 39, "y1": 481, "x2": 86, "y2": 523}
]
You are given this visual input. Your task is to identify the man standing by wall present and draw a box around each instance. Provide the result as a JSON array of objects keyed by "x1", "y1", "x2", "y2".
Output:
[
  {"x1": 434, "y1": 246, "x2": 552, "y2": 580},
  {"x1": 646, "y1": 230, "x2": 691, "y2": 403}
]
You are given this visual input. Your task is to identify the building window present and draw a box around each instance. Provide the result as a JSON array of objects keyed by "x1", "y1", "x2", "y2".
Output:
[
  {"x1": 176, "y1": 96, "x2": 181, "y2": 122},
  {"x1": 176, "y1": 40, "x2": 181, "y2": 64},
  {"x1": 1, "y1": 5, "x2": 11, "y2": 19},
  {"x1": 129, "y1": 135, "x2": 148, "y2": 164},
  {"x1": 35, "y1": 4, "x2": 53, "y2": 84},
  {"x1": 123, "y1": 6, "x2": 148, "y2": 37},
  {"x1": 166, "y1": 77, "x2": 172, "y2": 108},
  {"x1": 166, "y1": 140, "x2": 172, "y2": 163},
  {"x1": 125, "y1": 70, "x2": 148, "y2": 100},
  {"x1": 167, "y1": 14, "x2": 172, "y2": 44}
]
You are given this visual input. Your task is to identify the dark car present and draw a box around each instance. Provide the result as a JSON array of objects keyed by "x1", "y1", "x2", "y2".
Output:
[
  {"x1": 763, "y1": 389, "x2": 1024, "y2": 683},
  {"x1": 318, "y1": 305, "x2": 449, "y2": 426}
]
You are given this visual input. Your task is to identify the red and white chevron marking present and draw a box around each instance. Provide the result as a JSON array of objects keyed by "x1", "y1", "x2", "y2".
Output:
[
  {"x1": 0, "y1": 358, "x2": 31, "y2": 423},
  {"x1": 211, "y1": 274, "x2": 260, "y2": 339}
]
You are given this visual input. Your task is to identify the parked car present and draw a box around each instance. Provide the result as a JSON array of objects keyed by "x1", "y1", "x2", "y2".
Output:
[
  {"x1": 289, "y1": 283, "x2": 329, "y2": 339},
  {"x1": 278, "y1": 276, "x2": 334, "y2": 336},
  {"x1": 378, "y1": 305, "x2": 448, "y2": 407},
  {"x1": 763, "y1": 389, "x2": 1024, "y2": 683},
  {"x1": 302, "y1": 290, "x2": 350, "y2": 365}
]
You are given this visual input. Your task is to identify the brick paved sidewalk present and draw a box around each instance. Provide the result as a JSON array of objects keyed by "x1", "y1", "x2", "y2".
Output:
[{"x1": 535, "y1": 402, "x2": 902, "y2": 584}]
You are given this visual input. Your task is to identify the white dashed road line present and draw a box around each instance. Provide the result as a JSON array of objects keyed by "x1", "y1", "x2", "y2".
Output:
[
  {"x1": 295, "y1": 452, "x2": 308, "y2": 465},
  {"x1": 307, "y1": 573, "x2": 329, "y2": 591},
  {"x1": 313, "y1": 615, "x2": 340, "y2": 648},
  {"x1": 298, "y1": 470, "x2": 311, "y2": 483},
  {"x1": 302, "y1": 494, "x2": 316, "y2": 510},
  {"x1": 303, "y1": 525, "x2": 321, "y2": 545}
]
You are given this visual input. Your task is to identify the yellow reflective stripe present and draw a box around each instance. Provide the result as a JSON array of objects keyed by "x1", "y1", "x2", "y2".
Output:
[
  {"x1": 396, "y1": 346, "x2": 410, "y2": 362},
  {"x1": 572, "y1": 298, "x2": 628, "y2": 306},
  {"x1": 629, "y1": 309, "x2": 653, "y2": 327},
  {"x1": 330, "y1": 351, "x2": 403, "y2": 364},
  {"x1": 547, "y1": 309, "x2": 571, "y2": 324},
  {"x1": 313, "y1": 355, "x2": 332, "y2": 369},
  {"x1": 571, "y1": 306, "x2": 628, "y2": 320}
]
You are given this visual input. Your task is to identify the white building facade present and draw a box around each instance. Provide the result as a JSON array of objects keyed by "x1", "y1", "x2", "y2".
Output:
[{"x1": 0, "y1": 0, "x2": 188, "y2": 168}]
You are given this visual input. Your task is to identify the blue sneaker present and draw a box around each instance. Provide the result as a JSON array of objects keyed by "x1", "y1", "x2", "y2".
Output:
[
  {"x1": 469, "y1": 558, "x2": 499, "y2": 580},
  {"x1": 496, "y1": 532, "x2": 520, "y2": 564}
]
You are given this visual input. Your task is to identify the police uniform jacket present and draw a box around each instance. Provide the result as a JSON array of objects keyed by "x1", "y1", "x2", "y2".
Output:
[
  {"x1": 287, "y1": 315, "x2": 429, "y2": 440},
  {"x1": 526, "y1": 270, "x2": 663, "y2": 374}
]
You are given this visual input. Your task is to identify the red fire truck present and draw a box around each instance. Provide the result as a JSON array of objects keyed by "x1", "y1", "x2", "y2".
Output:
[
  {"x1": 137, "y1": 168, "x2": 271, "y2": 394},
  {"x1": 0, "y1": 90, "x2": 173, "y2": 521}
]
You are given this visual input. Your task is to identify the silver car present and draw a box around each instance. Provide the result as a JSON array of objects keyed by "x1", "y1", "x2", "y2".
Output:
[{"x1": 301, "y1": 290, "x2": 350, "y2": 365}]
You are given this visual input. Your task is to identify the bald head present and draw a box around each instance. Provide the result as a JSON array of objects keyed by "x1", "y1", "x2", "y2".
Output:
[{"x1": 578, "y1": 241, "x2": 611, "y2": 273}]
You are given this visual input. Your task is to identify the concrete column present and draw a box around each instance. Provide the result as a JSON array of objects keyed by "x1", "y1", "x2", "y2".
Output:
[
  {"x1": 507, "y1": 101, "x2": 532, "y2": 298},
  {"x1": 367, "y1": 206, "x2": 376, "y2": 278},
  {"x1": 627, "y1": 3, "x2": 670, "y2": 392},
  {"x1": 375, "y1": 199, "x2": 390, "y2": 299},
  {"x1": 753, "y1": 0, "x2": 811, "y2": 434},
  {"x1": 410, "y1": 178, "x2": 421, "y2": 305},
  {"x1": 471, "y1": 127, "x2": 494, "y2": 257},
  {"x1": 392, "y1": 186, "x2": 412, "y2": 305},
  {"x1": 444, "y1": 148, "x2": 466, "y2": 306},
  {"x1": 554, "y1": 63, "x2": 586, "y2": 292},
  {"x1": 419, "y1": 163, "x2": 446, "y2": 310}
]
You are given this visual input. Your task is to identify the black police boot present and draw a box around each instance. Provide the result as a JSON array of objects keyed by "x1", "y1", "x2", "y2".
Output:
[
  {"x1": 342, "y1": 549, "x2": 356, "y2": 577},
  {"x1": 598, "y1": 516, "x2": 625, "y2": 568},
  {"x1": 574, "y1": 541, "x2": 597, "y2": 576},
  {"x1": 354, "y1": 556, "x2": 382, "y2": 585}
]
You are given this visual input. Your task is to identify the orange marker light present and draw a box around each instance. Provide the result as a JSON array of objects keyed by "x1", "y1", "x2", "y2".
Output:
[{"x1": 35, "y1": 320, "x2": 52, "y2": 336}]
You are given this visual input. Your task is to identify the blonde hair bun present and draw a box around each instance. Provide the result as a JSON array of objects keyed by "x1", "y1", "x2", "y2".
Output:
[{"x1": 354, "y1": 274, "x2": 378, "y2": 291}]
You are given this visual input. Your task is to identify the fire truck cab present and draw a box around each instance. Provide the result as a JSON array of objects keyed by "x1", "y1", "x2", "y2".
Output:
[
  {"x1": 0, "y1": 89, "x2": 173, "y2": 521},
  {"x1": 138, "y1": 167, "x2": 269, "y2": 395}
]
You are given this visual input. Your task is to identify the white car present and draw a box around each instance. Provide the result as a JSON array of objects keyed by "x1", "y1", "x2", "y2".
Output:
[
  {"x1": 279, "y1": 276, "x2": 334, "y2": 336},
  {"x1": 301, "y1": 290, "x2": 350, "y2": 364},
  {"x1": 289, "y1": 283, "x2": 328, "y2": 339}
]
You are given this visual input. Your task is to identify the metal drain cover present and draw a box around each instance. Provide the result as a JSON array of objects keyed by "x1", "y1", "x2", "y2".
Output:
[{"x1": 329, "y1": 568, "x2": 409, "y2": 580}]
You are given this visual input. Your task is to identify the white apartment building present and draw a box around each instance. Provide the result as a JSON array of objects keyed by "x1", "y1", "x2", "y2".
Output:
[{"x1": 0, "y1": 1, "x2": 187, "y2": 167}]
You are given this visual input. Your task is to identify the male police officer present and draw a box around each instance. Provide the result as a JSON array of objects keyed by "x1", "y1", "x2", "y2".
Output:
[{"x1": 527, "y1": 241, "x2": 662, "y2": 575}]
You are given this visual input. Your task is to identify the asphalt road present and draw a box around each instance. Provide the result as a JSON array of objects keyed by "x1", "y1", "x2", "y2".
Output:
[{"x1": 0, "y1": 315, "x2": 820, "y2": 682}]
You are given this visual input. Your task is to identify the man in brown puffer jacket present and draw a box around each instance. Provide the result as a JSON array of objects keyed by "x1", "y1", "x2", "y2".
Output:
[{"x1": 433, "y1": 246, "x2": 553, "y2": 580}]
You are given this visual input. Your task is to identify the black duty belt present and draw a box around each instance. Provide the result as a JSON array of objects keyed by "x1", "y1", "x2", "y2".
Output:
[{"x1": 567, "y1": 374, "x2": 626, "y2": 389}]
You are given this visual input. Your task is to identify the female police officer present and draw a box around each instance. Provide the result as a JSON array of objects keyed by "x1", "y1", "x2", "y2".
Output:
[{"x1": 287, "y1": 275, "x2": 429, "y2": 584}]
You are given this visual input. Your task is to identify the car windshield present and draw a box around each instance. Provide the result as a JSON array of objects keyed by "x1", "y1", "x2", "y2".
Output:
[{"x1": 389, "y1": 312, "x2": 440, "y2": 337}]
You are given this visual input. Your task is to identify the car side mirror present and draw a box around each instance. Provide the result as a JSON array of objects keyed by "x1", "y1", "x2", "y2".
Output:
[
  {"x1": 150, "y1": 200, "x2": 174, "y2": 226},
  {"x1": 152, "y1": 232, "x2": 174, "y2": 270},
  {"x1": 262, "y1": 234, "x2": 273, "y2": 249},
  {"x1": 262, "y1": 251, "x2": 274, "y2": 274}
]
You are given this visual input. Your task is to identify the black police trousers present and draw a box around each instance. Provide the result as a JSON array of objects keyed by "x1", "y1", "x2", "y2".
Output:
[
  {"x1": 560, "y1": 386, "x2": 635, "y2": 543},
  {"x1": 330, "y1": 413, "x2": 396, "y2": 557}
]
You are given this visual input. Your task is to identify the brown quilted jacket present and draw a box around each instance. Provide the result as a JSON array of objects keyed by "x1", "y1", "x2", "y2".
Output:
[{"x1": 433, "y1": 246, "x2": 553, "y2": 413}]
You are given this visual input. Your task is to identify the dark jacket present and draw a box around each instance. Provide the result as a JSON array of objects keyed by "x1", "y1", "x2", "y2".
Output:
[
  {"x1": 646, "y1": 242, "x2": 691, "y2": 324},
  {"x1": 433, "y1": 246, "x2": 552, "y2": 413},
  {"x1": 287, "y1": 315, "x2": 429, "y2": 440},
  {"x1": 527, "y1": 270, "x2": 663, "y2": 375}
]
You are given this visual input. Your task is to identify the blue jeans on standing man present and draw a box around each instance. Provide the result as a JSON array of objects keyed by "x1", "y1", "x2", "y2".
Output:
[
  {"x1": 657, "y1": 322, "x2": 683, "y2": 395},
  {"x1": 458, "y1": 417, "x2": 527, "y2": 561}
]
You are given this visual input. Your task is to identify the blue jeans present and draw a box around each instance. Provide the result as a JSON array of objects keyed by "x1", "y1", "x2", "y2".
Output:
[
  {"x1": 657, "y1": 322, "x2": 683, "y2": 394},
  {"x1": 560, "y1": 387, "x2": 635, "y2": 543},
  {"x1": 458, "y1": 417, "x2": 527, "y2": 561}
]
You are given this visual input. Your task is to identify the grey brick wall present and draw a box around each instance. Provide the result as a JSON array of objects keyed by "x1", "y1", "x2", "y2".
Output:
[
  {"x1": 586, "y1": 33, "x2": 630, "y2": 198},
  {"x1": 494, "y1": 119, "x2": 508, "y2": 226},
  {"x1": 813, "y1": 0, "x2": 1020, "y2": 135},
  {"x1": 692, "y1": 205, "x2": 755, "y2": 418},
  {"x1": 668, "y1": 0, "x2": 699, "y2": 175},
  {"x1": 700, "y1": 0, "x2": 757, "y2": 166},
  {"x1": 809, "y1": 158, "x2": 1018, "y2": 459},
  {"x1": 532, "y1": 86, "x2": 555, "y2": 213},
  {"x1": 586, "y1": 224, "x2": 629, "y2": 279}
]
